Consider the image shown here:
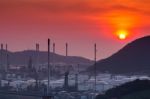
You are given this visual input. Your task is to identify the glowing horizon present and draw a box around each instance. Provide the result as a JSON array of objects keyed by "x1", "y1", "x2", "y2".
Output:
[{"x1": 0, "y1": 0, "x2": 150, "y2": 59}]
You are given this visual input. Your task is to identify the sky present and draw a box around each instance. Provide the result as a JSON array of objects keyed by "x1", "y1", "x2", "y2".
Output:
[{"x1": 0, "y1": 0, "x2": 150, "y2": 60}]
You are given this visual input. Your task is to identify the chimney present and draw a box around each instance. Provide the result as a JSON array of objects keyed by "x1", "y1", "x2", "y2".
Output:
[
  {"x1": 94, "y1": 43, "x2": 97, "y2": 92},
  {"x1": 47, "y1": 38, "x2": 50, "y2": 94},
  {"x1": 66, "y1": 43, "x2": 68, "y2": 57},
  {"x1": 53, "y1": 43, "x2": 55, "y2": 54},
  {"x1": 6, "y1": 44, "x2": 9, "y2": 72},
  {"x1": 36, "y1": 43, "x2": 39, "y2": 52},
  {"x1": 1, "y1": 44, "x2": 3, "y2": 50},
  {"x1": 5, "y1": 44, "x2": 7, "y2": 51}
]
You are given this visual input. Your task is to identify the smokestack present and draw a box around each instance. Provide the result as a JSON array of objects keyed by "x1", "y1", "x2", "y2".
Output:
[
  {"x1": 6, "y1": 44, "x2": 9, "y2": 72},
  {"x1": 35, "y1": 43, "x2": 40, "y2": 89},
  {"x1": 66, "y1": 43, "x2": 68, "y2": 57},
  {"x1": 63, "y1": 43, "x2": 69, "y2": 90},
  {"x1": 35, "y1": 43, "x2": 40, "y2": 70},
  {"x1": 53, "y1": 43, "x2": 55, "y2": 54},
  {"x1": 94, "y1": 43, "x2": 97, "y2": 92},
  {"x1": 0, "y1": 44, "x2": 4, "y2": 70},
  {"x1": 5, "y1": 44, "x2": 7, "y2": 51},
  {"x1": 52, "y1": 43, "x2": 55, "y2": 77},
  {"x1": 47, "y1": 39, "x2": 50, "y2": 94},
  {"x1": 36, "y1": 43, "x2": 39, "y2": 51},
  {"x1": 1, "y1": 44, "x2": 3, "y2": 50}
]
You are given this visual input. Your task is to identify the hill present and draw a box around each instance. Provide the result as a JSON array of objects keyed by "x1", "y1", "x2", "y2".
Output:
[
  {"x1": 0, "y1": 50, "x2": 92, "y2": 66},
  {"x1": 90, "y1": 36, "x2": 150, "y2": 74},
  {"x1": 96, "y1": 79, "x2": 150, "y2": 99}
]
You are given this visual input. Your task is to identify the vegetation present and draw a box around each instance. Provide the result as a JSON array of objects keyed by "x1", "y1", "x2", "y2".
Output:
[{"x1": 96, "y1": 79, "x2": 150, "y2": 99}]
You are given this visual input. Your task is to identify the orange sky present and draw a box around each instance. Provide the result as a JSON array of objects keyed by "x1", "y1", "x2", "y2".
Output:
[{"x1": 0, "y1": 0, "x2": 150, "y2": 59}]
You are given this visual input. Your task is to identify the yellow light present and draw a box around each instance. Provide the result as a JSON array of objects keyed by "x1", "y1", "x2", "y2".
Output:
[
  {"x1": 119, "y1": 33, "x2": 126, "y2": 40},
  {"x1": 116, "y1": 30, "x2": 128, "y2": 40}
]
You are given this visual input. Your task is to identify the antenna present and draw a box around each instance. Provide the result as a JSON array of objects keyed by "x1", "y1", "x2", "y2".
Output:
[
  {"x1": 47, "y1": 39, "x2": 50, "y2": 94},
  {"x1": 94, "y1": 43, "x2": 97, "y2": 92}
]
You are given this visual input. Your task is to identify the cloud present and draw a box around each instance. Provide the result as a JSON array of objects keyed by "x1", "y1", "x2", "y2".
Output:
[
  {"x1": 111, "y1": 5, "x2": 140, "y2": 12},
  {"x1": 0, "y1": 0, "x2": 150, "y2": 27},
  {"x1": 0, "y1": 0, "x2": 149, "y2": 15}
]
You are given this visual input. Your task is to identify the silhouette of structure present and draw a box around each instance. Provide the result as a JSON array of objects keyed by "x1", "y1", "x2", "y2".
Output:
[
  {"x1": 66, "y1": 43, "x2": 68, "y2": 57},
  {"x1": 75, "y1": 64, "x2": 80, "y2": 91},
  {"x1": 0, "y1": 40, "x2": 54, "y2": 99},
  {"x1": 53, "y1": 43, "x2": 55, "y2": 54},
  {"x1": 63, "y1": 43, "x2": 69, "y2": 90},
  {"x1": 28, "y1": 56, "x2": 33, "y2": 71},
  {"x1": 0, "y1": 44, "x2": 3, "y2": 71},
  {"x1": 36, "y1": 43, "x2": 40, "y2": 71},
  {"x1": 94, "y1": 43, "x2": 97, "y2": 92},
  {"x1": 5, "y1": 44, "x2": 9, "y2": 72},
  {"x1": 47, "y1": 38, "x2": 51, "y2": 94},
  {"x1": 64, "y1": 71, "x2": 69, "y2": 90},
  {"x1": 35, "y1": 43, "x2": 40, "y2": 90}
]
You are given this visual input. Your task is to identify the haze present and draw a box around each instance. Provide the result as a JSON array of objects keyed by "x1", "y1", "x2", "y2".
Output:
[{"x1": 0, "y1": 0, "x2": 150, "y2": 60}]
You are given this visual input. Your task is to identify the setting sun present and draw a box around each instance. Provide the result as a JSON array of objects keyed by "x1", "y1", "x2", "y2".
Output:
[{"x1": 116, "y1": 30, "x2": 128, "y2": 40}]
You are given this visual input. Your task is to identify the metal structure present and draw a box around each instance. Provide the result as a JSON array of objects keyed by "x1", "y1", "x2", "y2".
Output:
[
  {"x1": 35, "y1": 43, "x2": 40, "y2": 89},
  {"x1": 47, "y1": 39, "x2": 50, "y2": 94},
  {"x1": 6, "y1": 44, "x2": 9, "y2": 72},
  {"x1": 63, "y1": 43, "x2": 69, "y2": 90},
  {"x1": 0, "y1": 44, "x2": 3, "y2": 70},
  {"x1": 94, "y1": 43, "x2": 97, "y2": 92},
  {"x1": 0, "y1": 40, "x2": 54, "y2": 99},
  {"x1": 66, "y1": 43, "x2": 68, "y2": 57},
  {"x1": 53, "y1": 43, "x2": 55, "y2": 54}
]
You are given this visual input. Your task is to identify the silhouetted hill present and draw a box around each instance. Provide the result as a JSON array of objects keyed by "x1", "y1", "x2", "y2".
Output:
[
  {"x1": 90, "y1": 36, "x2": 150, "y2": 74},
  {"x1": 0, "y1": 50, "x2": 92, "y2": 66},
  {"x1": 96, "y1": 79, "x2": 150, "y2": 99}
]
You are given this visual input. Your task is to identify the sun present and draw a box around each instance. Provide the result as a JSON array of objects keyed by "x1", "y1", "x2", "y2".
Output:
[
  {"x1": 119, "y1": 33, "x2": 126, "y2": 40},
  {"x1": 116, "y1": 30, "x2": 128, "y2": 40}
]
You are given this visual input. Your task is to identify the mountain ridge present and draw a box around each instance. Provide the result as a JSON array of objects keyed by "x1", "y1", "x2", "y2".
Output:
[
  {"x1": 90, "y1": 35, "x2": 150, "y2": 74},
  {"x1": 0, "y1": 50, "x2": 93, "y2": 66}
]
